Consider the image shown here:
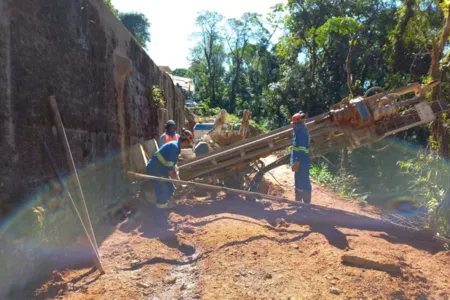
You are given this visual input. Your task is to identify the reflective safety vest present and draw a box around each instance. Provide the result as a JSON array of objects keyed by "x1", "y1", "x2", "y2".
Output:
[
  {"x1": 293, "y1": 146, "x2": 309, "y2": 153},
  {"x1": 164, "y1": 133, "x2": 179, "y2": 144}
]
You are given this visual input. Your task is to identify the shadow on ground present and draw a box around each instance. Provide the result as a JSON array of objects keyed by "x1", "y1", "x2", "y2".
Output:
[
  {"x1": 110, "y1": 192, "x2": 444, "y2": 274},
  {"x1": 169, "y1": 195, "x2": 443, "y2": 253},
  {"x1": 118, "y1": 192, "x2": 443, "y2": 259},
  {"x1": 23, "y1": 192, "x2": 444, "y2": 300}
]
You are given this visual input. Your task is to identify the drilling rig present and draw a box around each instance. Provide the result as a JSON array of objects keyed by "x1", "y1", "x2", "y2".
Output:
[{"x1": 176, "y1": 81, "x2": 449, "y2": 192}]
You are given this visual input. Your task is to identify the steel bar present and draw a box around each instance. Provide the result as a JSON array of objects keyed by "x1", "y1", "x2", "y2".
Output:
[
  {"x1": 43, "y1": 142, "x2": 104, "y2": 270},
  {"x1": 48, "y1": 93, "x2": 105, "y2": 274},
  {"x1": 128, "y1": 171, "x2": 304, "y2": 206}
]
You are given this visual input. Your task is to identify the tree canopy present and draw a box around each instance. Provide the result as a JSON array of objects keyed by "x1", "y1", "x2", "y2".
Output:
[
  {"x1": 186, "y1": 0, "x2": 450, "y2": 236},
  {"x1": 104, "y1": 1, "x2": 151, "y2": 48},
  {"x1": 119, "y1": 12, "x2": 151, "y2": 48}
]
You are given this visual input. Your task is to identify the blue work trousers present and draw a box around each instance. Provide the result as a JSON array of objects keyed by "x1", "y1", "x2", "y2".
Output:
[
  {"x1": 151, "y1": 179, "x2": 175, "y2": 208},
  {"x1": 294, "y1": 162, "x2": 312, "y2": 193}
]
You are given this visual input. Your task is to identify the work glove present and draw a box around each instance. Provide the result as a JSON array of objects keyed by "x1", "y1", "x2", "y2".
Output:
[
  {"x1": 174, "y1": 170, "x2": 187, "y2": 189},
  {"x1": 172, "y1": 166, "x2": 181, "y2": 189},
  {"x1": 291, "y1": 160, "x2": 300, "y2": 172}
]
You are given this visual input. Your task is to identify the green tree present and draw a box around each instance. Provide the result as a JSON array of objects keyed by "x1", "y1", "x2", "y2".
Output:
[
  {"x1": 183, "y1": 2, "x2": 450, "y2": 237},
  {"x1": 104, "y1": 0, "x2": 119, "y2": 17},
  {"x1": 225, "y1": 13, "x2": 270, "y2": 112},
  {"x1": 428, "y1": 1, "x2": 450, "y2": 159},
  {"x1": 238, "y1": 44, "x2": 278, "y2": 117},
  {"x1": 190, "y1": 11, "x2": 226, "y2": 107},
  {"x1": 172, "y1": 68, "x2": 192, "y2": 77},
  {"x1": 119, "y1": 12, "x2": 151, "y2": 48}
]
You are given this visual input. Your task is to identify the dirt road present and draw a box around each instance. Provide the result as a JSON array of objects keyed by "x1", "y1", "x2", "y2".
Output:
[{"x1": 30, "y1": 158, "x2": 450, "y2": 300}]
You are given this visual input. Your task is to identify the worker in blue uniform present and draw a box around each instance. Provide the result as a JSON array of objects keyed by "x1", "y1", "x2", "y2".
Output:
[
  {"x1": 147, "y1": 128, "x2": 194, "y2": 224},
  {"x1": 290, "y1": 111, "x2": 312, "y2": 203}
]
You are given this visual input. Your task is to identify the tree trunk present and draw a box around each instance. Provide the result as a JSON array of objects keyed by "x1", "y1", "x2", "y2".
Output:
[
  {"x1": 229, "y1": 57, "x2": 240, "y2": 112},
  {"x1": 341, "y1": 37, "x2": 355, "y2": 174},
  {"x1": 392, "y1": 0, "x2": 416, "y2": 73},
  {"x1": 340, "y1": 148, "x2": 349, "y2": 175},
  {"x1": 346, "y1": 40, "x2": 354, "y2": 98},
  {"x1": 211, "y1": 61, "x2": 216, "y2": 107},
  {"x1": 429, "y1": 7, "x2": 450, "y2": 159},
  {"x1": 432, "y1": 118, "x2": 449, "y2": 158},
  {"x1": 308, "y1": 46, "x2": 317, "y2": 116}
]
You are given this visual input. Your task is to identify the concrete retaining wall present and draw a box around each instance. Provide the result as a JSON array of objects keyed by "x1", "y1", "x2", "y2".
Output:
[{"x1": 0, "y1": 0, "x2": 184, "y2": 296}]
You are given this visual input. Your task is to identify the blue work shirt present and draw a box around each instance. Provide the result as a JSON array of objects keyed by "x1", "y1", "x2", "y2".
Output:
[
  {"x1": 147, "y1": 140, "x2": 181, "y2": 177},
  {"x1": 290, "y1": 122, "x2": 310, "y2": 164}
]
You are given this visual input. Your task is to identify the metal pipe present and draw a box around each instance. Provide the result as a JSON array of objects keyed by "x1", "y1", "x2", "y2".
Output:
[
  {"x1": 182, "y1": 140, "x2": 292, "y2": 179},
  {"x1": 128, "y1": 171, "x2": 304, "y2": 206}
]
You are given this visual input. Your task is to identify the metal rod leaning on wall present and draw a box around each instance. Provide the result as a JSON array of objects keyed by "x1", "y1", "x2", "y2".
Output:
[
  {"x1": 127, "y1": 171, "x2": 303, "y2": 206},
  {"x1": 44, "y1": 142, "x2": 104, "y2": 273},
  {"x1": 48, "y1": 91, "x2": 105, "y2": 274},
  {"x1": 44, "y1": 142, "x2": 67, "y2": 194}
]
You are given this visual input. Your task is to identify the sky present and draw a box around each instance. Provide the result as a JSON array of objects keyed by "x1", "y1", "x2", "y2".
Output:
[{"x1": 111, "y1": 0, "x2": 285, "y2": 69}]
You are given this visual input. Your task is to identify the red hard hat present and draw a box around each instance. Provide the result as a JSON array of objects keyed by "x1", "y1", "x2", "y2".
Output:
[{"x1": 291, "y1": 111, "x2": 306, "y2": 123}]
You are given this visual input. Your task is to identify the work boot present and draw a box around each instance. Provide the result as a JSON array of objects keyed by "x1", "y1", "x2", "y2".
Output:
[
  {"x1": 303, "y1": 192, "x2": 312, "y2": 204},
  {"x1": 154, "y1": 207, "x2": 170, "y2": 228},
  {"x1": 295, "y1": 189, "x2": 303, "y2": 202}
]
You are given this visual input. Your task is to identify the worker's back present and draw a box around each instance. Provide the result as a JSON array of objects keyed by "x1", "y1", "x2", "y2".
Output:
[
  {"x1": 147, "y1": 141, "x2": 181, "y2": 176},
  {"x1": 292, "y1": 122, "x2": 310, "y2": 162}
]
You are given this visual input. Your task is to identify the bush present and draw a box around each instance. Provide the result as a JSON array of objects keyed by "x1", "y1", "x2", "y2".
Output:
[
  {"x1": 152, "y1": 86, "x2": 164, "y2": 106},
  {"x1": 249, "y1": 120, "x2": 268, "y2": 133},
  {"x1": 193, "y1": 105, "x2": 221, "y2": 117},
  {"x1": 310, "y1": 163, "x2": 360, "y2": 199},
  {"x1": 397, "y1": 149, "x2": 450, "y2": 237},
  {"x1": 310, "y1": 163, "x2": 333, "y2": 184}
]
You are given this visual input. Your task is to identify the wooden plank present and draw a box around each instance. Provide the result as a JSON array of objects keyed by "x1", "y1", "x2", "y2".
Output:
[
  {"x1": 142, "y1": 139, "x2": 159, "y2": 157},
  {"x1": 341, "y1": 255, "x2": 401, "y2": 276},
  {"x1": 129, "y1": 143, "x2": 148, "y2": 173}
]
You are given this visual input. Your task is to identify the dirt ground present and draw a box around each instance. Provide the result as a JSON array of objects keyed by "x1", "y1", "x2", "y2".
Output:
[{"x1": 29, "y1": 157, "x2": 450, "y2": 300}]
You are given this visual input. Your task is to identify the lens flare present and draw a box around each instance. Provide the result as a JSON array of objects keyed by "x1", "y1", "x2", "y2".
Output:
[
  {"x1": 387, "y1": 196, "x2": 421, "y2": 217},
  {"x1": 0, "y1": 150, "x2": 125, "y2": 238}
]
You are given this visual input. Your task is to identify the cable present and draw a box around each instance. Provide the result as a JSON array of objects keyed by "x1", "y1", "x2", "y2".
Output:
[{"x1": 267, "y1": 171, "x2": 284, "y2": 186}]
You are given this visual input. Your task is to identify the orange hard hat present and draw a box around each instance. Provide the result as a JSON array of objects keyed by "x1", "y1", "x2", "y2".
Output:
[{"x1": 291, "y1": 111, "x2": 306, "y2": 123}]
